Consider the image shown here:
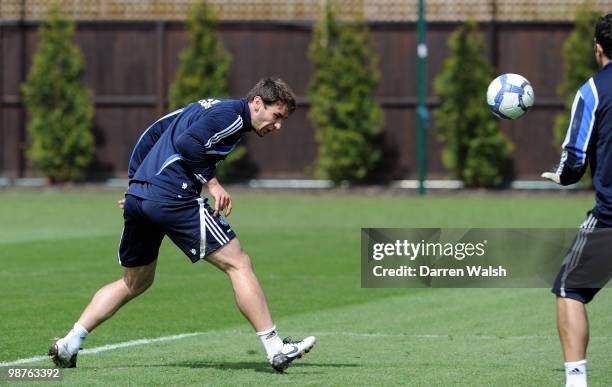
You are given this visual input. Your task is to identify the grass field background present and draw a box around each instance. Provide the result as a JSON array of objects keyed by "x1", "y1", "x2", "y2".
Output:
[{"x1": 0, "y1": 189, "x2": 610, "y2": 386}]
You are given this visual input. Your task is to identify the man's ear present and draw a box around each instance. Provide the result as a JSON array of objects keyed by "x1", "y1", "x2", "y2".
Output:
[{"x1": 252, "y1": 96, "x2": 263, "y2": 112}]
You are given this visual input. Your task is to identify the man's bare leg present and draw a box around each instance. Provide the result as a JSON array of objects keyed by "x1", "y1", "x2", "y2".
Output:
[
  {"x1": 49, "y1": 260, "x2": 157, "y2": 367},
  {"x1": 206, "y1": 238, "x2": 315, "y2": 371},
  {"x1": 79, "y1": 260, "x2": 158, "y2": 331},
  {"x1": 557, "y1": 296, "x2": 589, "y2": 387},
  {"x1": 207, "y1": 239, "x2": 272, "y2": 331}
]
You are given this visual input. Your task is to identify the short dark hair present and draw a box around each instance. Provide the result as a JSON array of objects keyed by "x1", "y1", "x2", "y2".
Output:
[
  {"x1": 595, "y1": 13, "x2": 612, "y2": 59},
  {"x1": 246, "y1": 77, "x2": 297, "y2": 114}
]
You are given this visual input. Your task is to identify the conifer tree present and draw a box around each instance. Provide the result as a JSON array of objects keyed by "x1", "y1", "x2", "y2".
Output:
[
  {"x1": 21, "y1": 3, "x2": 94, "y2": 183},
  {"x1": 169, "y1": 0, "x2": 231, "y2": 109},
  {"x1": 169, "y1": 0, "x2": 248, "y2": 179},
  {"x1": 434, "y1": 20, "x2": 512, "y2": 187},
  {"x1": 307, "y1": 3, "x2": 384, "y2": 184},
  {"x1": 554, "y1": 3, "x2": 600, "y2": 146}
]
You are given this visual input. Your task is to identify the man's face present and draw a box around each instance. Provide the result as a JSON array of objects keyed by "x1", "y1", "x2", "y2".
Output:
[{"x1": 251, "y1": 97, "x2": 289, "y2": 137}]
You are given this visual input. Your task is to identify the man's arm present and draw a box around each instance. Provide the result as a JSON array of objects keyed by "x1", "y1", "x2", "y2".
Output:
[
  {"x1": 174, "y1": 131, "x2": 217, "y2": 183},
  {"x1": 542, "y1": 80, "x2": 598, "y2": 185},
  {"x1": 175, "y1": 112, "x2": 243, "y2": 182},
  {"x1": 175, "y1": 112, "x2": 243, "y2": 216}
]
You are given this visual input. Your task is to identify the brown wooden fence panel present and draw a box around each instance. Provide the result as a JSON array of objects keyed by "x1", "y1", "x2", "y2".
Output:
[{"x1": 0, "y1": 20, "x2": 577, "y2": 180}]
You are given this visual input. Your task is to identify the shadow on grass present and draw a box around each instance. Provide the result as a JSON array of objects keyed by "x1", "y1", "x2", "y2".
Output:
[
  {"x1": 114, "y1": 360, "x2": 360, "y2": 374},
  {"x1": 170, "y1": 360, "x2": 359, "y2": 374}
]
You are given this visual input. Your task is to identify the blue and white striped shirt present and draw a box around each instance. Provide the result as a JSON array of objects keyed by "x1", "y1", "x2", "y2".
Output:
[
  {"x1": 126, "y1": 98, "x2": 252, "y2": 202},
  {"x1": 556, "y1": 62, "x2": 612, "y2": 224}
]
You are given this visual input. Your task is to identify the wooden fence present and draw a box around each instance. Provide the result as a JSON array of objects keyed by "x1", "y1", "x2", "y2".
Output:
[{"x1": 0, "y1": 12, "x2": 597, "y2": 179}]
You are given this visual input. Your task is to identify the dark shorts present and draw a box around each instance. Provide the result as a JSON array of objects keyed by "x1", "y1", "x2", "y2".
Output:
[
  {"x1": 118, "y1": 194, "x2": 236, "y2": 267},
  {"x1": 552, "y1": 213, "x2": 612, "y2": 304}
]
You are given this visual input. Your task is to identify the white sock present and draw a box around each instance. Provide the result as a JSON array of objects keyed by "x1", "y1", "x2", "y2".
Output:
[
  {"x1": 256, "y1": 325, "x2": 283, "y2": 359},
  {"x1": 564, "y1": 359, "x2": 587, "y2": 387},
  {"x1": 63, "y1": 322, "x2": 89, "y2": 354}
]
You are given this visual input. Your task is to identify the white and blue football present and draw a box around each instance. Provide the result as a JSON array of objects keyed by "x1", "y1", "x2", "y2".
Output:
[{"x1": 486, "y1": 73, "x2": 535, "y2": 120}]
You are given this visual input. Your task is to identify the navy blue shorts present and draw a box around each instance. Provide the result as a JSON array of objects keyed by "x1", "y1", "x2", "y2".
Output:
[
  {"x1": 118, "y1": 194, "x2": 236, "y2": 267},
  {"x1": 552, "y1": 213, "x2": 612, "y2": 304}
]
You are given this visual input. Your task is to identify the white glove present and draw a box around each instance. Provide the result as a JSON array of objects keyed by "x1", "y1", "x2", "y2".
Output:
[{"x1": 541, "y1": 172, "x2": 560, "y2": 184}]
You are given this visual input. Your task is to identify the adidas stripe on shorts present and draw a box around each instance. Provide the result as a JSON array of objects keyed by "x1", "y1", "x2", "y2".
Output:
[{"x1": 552, "y1": 212, "x2": 612, "y2": 304}]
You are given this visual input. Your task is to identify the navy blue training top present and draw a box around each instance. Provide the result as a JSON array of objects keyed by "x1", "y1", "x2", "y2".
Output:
[
  {"x1": 556, "y1": 62, "x2": 612, "y2": 224},
  {"x1": 126, "y1": 98, "x2": 252, "y2": 202}
]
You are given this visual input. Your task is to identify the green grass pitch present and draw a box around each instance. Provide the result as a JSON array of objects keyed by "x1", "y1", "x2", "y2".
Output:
[{"x1": 0, "y1": 190, "x2": 610, "y2": 386}]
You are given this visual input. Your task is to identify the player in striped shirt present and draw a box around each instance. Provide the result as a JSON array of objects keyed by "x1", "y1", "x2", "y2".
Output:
[
  {"x1": 542, "y1": 14, "x2": 612, "y2": 387},
  {"x1": 49, "y1": 78, "x2": 315, "y2": 372}
]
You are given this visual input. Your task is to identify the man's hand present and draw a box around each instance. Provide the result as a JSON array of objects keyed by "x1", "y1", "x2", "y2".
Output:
[
  {"x1": 207, "y1": 177, "x2": 232, "y2": 217},
  {"x1": 541, "y1": 172, "x2": 561, "y2": 184},
  {"x1": 118, "y1": 198, "x2": 126, "y2": 209}
]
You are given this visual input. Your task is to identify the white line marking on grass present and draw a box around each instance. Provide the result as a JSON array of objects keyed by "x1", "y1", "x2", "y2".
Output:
[
  {"x1": 299, "y1": 331, "x2": 612, "y2": 341},
  {"x1": 0, "y1": 332, "x2": 204, "y2": 367},
  {"x1": 315, "y1": 331, "x2": 549, "y2": 340},
  {"x1": 80, "y1": 332, "x2": 203, "y2": 354},
  {"x1": 3, "y1": 330, "x2": 610, "y2": 367},
  {"x1": 0, "y1": 355, "x2": 50, "y2": 367}
]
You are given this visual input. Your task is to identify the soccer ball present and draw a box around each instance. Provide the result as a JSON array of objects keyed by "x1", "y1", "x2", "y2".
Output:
[{"x1": 486, "y1": 73, "x2": 535, "y2": 120}]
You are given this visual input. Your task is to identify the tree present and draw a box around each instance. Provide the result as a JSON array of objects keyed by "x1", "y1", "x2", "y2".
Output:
[
  {"x1": 554, "y1": 3, "x2": 601, "y2": 145},
  {"x1": 553, "y1": 2, "x2": 601, "y2": 186},
  {"x1": 307, "y1": 3, "x2": 384, "y2": 184},
  {"x1": 434, "y1": 20, "x2": 513, "y2": 187},
  {"x1": 169, "y1": 0, "x2": 246, "y2": 180},
  {"x1": 169, "y1": 0, "x2": 231, "y2": 109},
  {"x1": 21, "y1": 3, "x2": 94, "y2": 183}
]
